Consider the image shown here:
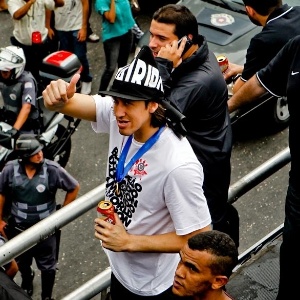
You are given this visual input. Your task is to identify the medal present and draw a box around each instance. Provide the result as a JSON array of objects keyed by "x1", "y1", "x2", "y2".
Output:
[
  {"x1": 115, "y1": 126, "x2": 165, "y2": 195},
  {"x1": 115, "y1": 182, "x2": 120, "y2": 195}
]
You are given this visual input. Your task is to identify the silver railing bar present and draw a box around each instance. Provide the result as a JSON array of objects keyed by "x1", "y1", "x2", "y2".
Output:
[
  {"x1": 0, "y1": 182, "x2": 106, "y2": 266},
  {"x1": 228, "y1": 147, "x2": 291, "y2": 203},
  {"x1": 61, "y1": 267, "x2": 111, "y2": 300}
]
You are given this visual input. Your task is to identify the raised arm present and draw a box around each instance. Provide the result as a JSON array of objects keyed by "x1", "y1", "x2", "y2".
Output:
[{"x1": 42, "y1": 74, "x2": 97, "y2": 121}]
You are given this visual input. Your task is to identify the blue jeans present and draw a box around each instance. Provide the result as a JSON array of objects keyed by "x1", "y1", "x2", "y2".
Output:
[
  {"x1": 56, "y1": 30, "x2": 92, "y2": 83},
  {"x1": 276, "y1": 183, "x2": 300, "y2": 299},
  {"x1": 99, "y1": 30, "x2": 133, "y2": 92}
]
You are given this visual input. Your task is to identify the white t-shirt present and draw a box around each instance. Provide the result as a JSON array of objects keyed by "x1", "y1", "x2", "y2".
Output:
[
  {"x1": 8, "y1": 0, "x2": 55, "y2": 45},
  {"x1": 91, "y1": 95, "x2": 211, "y2": 296},
  {"x1": 54, "y1": 0, "x2": 83, "y2": 31}
]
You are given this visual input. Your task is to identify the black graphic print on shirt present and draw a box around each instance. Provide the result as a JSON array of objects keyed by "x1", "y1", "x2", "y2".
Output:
[{"x1": 106, "y1": 147, "x2": 142, "y2": 227}]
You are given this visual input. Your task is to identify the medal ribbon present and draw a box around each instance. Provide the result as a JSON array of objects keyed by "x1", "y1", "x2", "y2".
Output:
[{"x1": 115, "y1": 126, "x2": 165, "y2": 183}]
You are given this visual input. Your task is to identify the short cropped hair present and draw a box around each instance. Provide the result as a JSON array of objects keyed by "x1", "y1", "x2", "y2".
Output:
[
  {"x1": 153, "y1": 4, "x2": 198, "y2": 43},
  {"x1": 188, "y1": 230, "x2": 238, "y2": 278},
  {"x1": 242, "y1": 0, "x2": 282, "y2": 16}
]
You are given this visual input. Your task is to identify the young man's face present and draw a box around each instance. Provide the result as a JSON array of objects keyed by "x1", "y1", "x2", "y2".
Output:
[
  {"x1": 113, "y1": 98, "x2": 158, "y2": 142},
  {"x1": 149, "y1": 20, "x2": 178, "y2": 57},
  {"x1": 29, "y1": 150, "x2": 44, "y2": 164},
  {"x1": 172, "y1": 243, "x2": 216, "y2": 297}
]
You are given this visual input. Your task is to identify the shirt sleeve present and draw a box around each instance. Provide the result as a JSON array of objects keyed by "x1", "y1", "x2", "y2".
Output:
[
  {"x1": 91, "y1": 95, "x2": 114, "y2": 134},
  {"x1": 164, "y1": 163, "x2": 211, "y2": 235},
  {"x1": 48, "y1": 164, "x2": 79, "y2": 192},
  {"x1": 44, "y1": 0, "x2": 56, "y2": 10},
  {"x1": 21, "y1": 76, "x2": 37, "y2": 107},
  {"x1": 0, "y1": 165, "x2": 13, "y2": 194},
  {"x1": 7, "y1": 0, "x2": 21, "y2": 16},
  {"x1": 242, "y1": 37, "x2": 267, "y2": 81},
  {"x1": 94, "y1": 0, "x2": 109, "y2": 15},
  {"x1": 256, "y1": 36, "x2": 298, "y2": 97}
]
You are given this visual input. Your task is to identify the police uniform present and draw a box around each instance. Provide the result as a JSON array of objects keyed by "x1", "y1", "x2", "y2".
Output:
[
  {"x1": 0, "y1": 70, "x2": 40, "y2": 132},
  {"x1": 0, "y1": 158, "x2": 79, "y2": 299}
]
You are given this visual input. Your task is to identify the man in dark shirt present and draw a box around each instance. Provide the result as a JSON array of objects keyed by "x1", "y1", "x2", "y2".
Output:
[
  {"x1": 228, "y1": 35, "x2": 300, "y2": 300},
  {"x1": 224, "y1": 0, "x2": 300, "y2": 94},
  {"x1": 149, "y1": 4, "x2": 238, "y2": 246}
]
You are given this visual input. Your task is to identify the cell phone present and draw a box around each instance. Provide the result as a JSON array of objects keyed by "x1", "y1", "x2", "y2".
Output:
[{"x1": 178, "y1": 36, "x2": 193, "y2": 57}]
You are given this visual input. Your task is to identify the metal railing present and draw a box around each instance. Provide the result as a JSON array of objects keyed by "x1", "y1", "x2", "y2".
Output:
[{"x1": 0, "y1": 147, "x2": 291, "y2": 299}]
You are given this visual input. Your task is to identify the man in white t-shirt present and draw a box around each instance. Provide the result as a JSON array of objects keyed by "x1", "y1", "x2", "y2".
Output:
[
  {"x1": 48, "y1": 0, "x2": 93, "y2": 94},
  {"x1": 8, "y1": 0, "x2": 64, "y2": 80},
  {"x1": 42, "y1": 45, "x2": 212, "y2": 299}
]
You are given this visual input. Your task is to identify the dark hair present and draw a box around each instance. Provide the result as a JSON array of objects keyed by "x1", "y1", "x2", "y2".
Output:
[
  {"x1": 145, "y1": 102, "x2": 166, "y2": 128},
  {"x1": 242, "y1": 0, "x2": 282, "y2": 15},
  {"x1": 153, "y1": 4, "x2": 198, "y2": 43},
  {"x1": 188, "y1": 230, "x2": 238, "y2": 278}
]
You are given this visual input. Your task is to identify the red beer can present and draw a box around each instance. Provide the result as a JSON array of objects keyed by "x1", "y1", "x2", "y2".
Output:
[
  {"x1": 217, "y1": 54, "x2": 229, "y2": 74},
  {"x1": 97, "y1": 200, "x2": 115, "y2": 224}
]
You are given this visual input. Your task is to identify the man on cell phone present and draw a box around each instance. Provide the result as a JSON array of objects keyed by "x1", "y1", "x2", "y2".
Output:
[{"x1": 148, "y1": 4, "x2": 238, "y2": 247}]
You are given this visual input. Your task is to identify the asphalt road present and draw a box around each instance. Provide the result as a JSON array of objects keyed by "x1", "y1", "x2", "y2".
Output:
[{"x1": 0, "y1": 7, "x2": 290, "y2": 299}]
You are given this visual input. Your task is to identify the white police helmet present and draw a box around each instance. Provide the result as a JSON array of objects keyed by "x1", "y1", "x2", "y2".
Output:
[{"x1": 0, "y1": 46, "x2": 26, "y2": 79}]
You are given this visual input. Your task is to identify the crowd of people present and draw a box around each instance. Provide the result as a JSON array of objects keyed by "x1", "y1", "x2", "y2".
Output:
[{"x1": 1, "y1": 0, "x2": 300, "y2": 299}]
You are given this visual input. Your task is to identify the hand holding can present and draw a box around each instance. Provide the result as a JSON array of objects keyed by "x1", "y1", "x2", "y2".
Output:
[{"x1": 217, "y1": 54, "x2": 229, "y2": 74}]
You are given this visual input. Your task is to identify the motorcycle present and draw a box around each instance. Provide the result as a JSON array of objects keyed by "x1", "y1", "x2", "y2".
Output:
[{"x1": 0, "y1": 50, "x2": 82, "y2": 170}]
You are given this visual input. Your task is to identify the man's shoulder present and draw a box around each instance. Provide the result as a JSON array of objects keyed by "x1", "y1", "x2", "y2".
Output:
[
  {"x1": 18, "y1": 71, "x2": 36, "y2": 83},
  {"x1": 3, "y1": 159, "x2": 18, "y2": 170},
  {"x1": 44, "y1": 159, "x2": 62, "y2": 169}
]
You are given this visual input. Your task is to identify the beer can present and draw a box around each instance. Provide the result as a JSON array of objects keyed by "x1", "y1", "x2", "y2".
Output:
[
  {"x1": 217, "y1": 54, "x2": 229, "y2": 74},
  {"x1": 97, "y1": 200, "x2": 115, "y2": 224}
]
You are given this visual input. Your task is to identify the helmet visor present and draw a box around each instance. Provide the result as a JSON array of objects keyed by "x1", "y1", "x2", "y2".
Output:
[{"x1": 0, "y1": 48, "x2": 24, "y2": 65}]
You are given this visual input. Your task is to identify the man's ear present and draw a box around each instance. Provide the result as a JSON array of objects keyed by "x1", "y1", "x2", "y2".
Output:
[
  {"x1": 211, "y1": 275, "x2": 229, "y2": 290},
  {"x1": 245, "y1": 5, "x2": 255, "y2": 17},
  {"x1": 149, "y1": 101, "x2": 159, "y2": 113}
]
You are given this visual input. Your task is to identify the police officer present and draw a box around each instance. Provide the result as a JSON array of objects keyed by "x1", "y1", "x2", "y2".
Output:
[
  {"x1": 0, "y1": 134, "x2": 80, "y2": 300},
  {"x1": 0, "y1": 46, "x2": 40, "y2": 134}
]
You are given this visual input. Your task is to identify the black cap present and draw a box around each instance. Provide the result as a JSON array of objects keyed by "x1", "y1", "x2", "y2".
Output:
[
  {"x1": 15, "y1": 134, "x2": 44, "y2": 158},
  {"x1": 100, "y1": 46, "x2": 164, "y2": 102}
]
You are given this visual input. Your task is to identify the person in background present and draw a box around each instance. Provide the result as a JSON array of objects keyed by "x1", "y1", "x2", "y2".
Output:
[
  {"x1": 95, "y1": 0, "x2": 135, "y2": 93},
  {"x1": 42, "y1": 45, "x2": 211, "y2": 299},
  {"x1": 0, "y1": 46, "x2": 40, "y2": 135},
  {"x1": 0, "y1": 134, "x2": 80, "y2": 299},
  {"x1": 227, "y1": 35, "x2": 300, "y2": 300},
  {"x1": 87, "y1": 0, "x2": 100, "y2": 42},
  {"x1": 223, "y1": 0, "x2": 300, "y2": 94},
  {"x1": 149, "y1": 4, "x2": 239, "y2": 247},
  {"x1": 173, "y1": 230, "x2": 238, "y2": 300},
  {"x1": 48, "y1": 0, "x2": 93, "y2": 95},
  {"x1": 129, "y1": 0, "x2": 144, "y2": 53},
  {"x1": 8, "y1": 0, "x2": 64, "y2": 80}
]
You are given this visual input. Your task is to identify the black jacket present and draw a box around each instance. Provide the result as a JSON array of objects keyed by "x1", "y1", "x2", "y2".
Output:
[{"x1": 0, "y1": 268, "x2": 32, "y2": 300}]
